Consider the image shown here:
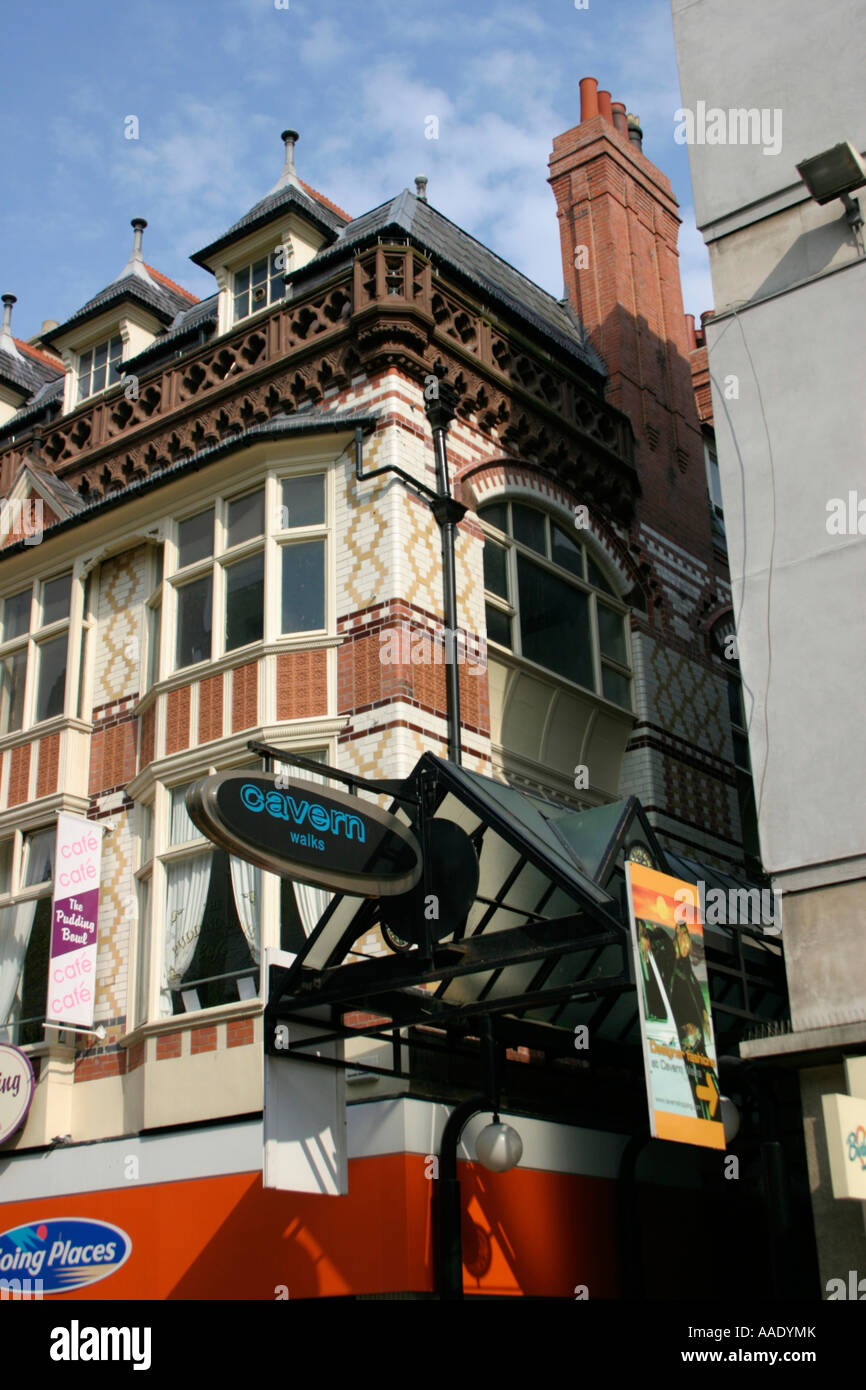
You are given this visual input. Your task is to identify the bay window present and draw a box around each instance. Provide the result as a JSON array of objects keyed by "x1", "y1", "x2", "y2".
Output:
[
  {"x1": 143, "y1": 473, "x2": 327, "y2": 684},
  {"x1": 133, "y1": 760, "x2": 317, "y2": 1024},
  {"x1": 0, "y1": 827, "x2": 56, "y2": 1047},
  {"x1": 479, "y1": 501, "x2": 632, "y2": 709},
  {"x1": 0, "y1": 573, "x2": 74, "y2": 733}
]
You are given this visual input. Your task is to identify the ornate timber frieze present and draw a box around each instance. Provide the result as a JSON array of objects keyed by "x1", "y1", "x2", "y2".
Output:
[{"x1": 0, "y1": 246, "x2": 636, "y2": 520}]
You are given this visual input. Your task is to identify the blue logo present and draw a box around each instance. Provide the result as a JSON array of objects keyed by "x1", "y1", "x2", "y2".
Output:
[
  {"x1": 0, "y1": 1217, "x2": 131, "y2": 1294},
  {"x1": 240, "y1": 783, "x2": 366, "y2": 842}
]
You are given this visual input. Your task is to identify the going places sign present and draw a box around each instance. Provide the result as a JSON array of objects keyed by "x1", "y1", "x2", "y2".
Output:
[{"x1": 186, "y1": 771, "x2": 422, "y2": 897}]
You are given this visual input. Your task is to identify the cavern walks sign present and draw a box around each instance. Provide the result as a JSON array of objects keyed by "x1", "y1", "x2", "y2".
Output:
[{"x1": 186, "y1": 772, "x2": 422, "y2": 897}]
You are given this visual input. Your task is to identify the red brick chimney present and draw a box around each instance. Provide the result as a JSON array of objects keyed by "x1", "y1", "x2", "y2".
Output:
[{"x1": 548, "y1": 79, "x2": 710, "y2": 556}]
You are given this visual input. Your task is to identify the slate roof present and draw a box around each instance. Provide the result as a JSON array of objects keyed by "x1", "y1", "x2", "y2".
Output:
[
  {"x1": 123, "y1": 294, "x2": 219, "y2": 370},
  {"x1": 191, "y1": 181, "x2": 348, "y2": 268},
  {"x1": 44, "y1": 266, "x2": 198, "y2": 344},
  {"x1": 294, "y1": 189, "x2": 606, "y2": 376},
  {"x1": 0, "y1": 339, "x2": 62, "y2": 397}
]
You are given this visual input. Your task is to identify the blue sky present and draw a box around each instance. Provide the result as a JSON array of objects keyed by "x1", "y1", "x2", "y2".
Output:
[{"x1": 1, "y1": 0, "x2": 711, "y2": 343}]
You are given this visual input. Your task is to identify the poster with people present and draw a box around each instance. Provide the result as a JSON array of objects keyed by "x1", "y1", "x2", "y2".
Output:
[{"x1": 625, "y1": 860, "x2": 725, "y2": 1149}]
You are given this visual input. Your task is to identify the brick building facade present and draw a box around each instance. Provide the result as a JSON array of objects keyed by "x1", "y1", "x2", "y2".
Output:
[{"x1": 0, "y1": 89, "x2": 781, "y2": 1300}]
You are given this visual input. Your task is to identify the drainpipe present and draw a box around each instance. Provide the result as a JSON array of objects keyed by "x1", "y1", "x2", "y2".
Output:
[{"x1": 424, "y1": 382, "x2": 464, "y2": 766}]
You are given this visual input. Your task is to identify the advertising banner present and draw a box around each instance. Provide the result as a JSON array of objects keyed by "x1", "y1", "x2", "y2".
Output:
[
  {"x1": 47, "y1": 814, "x2": 105, "y2": 1029},
  {"x1": 0, "y1": 1042, "x2": 35, "y2": 1144},
  {"x1": 821, "y1": 1092, "x2": 866, "y2": 1200},
  {"x1": 626, "y1": 861, "x2": 725, "y2": 1149}
]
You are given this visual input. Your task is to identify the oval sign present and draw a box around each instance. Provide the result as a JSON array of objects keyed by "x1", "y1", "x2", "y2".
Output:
[
  {"x1": 187, "y1": 772, "x2": 422, "y2": 897},
  {"x1": 0, "y1": 1217, "x2": 131, "y2": 1294},
  {"x1": 0, "y1": 1043, "x2": 35, "y2": 1145}
]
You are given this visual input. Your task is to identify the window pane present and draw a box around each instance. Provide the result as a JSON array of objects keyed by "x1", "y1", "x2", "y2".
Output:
[
  {"x1": 602, "y1": 665, "x2": 631, "y2": 708},
  {"x1": 12, "y1": 898, "x2": 51, "y2": 1047},
  {"x1": 225, "y1": 552, "x2": 264, "y2": 651},
  {"x1": 153, "y1": 545, "x2": 164, "y2": 590},
  {"x1": 587, "y1": 554, "x2": 615, "y2": 595},
  {"x1": 483, "y1": 540, "x2": 508, "y2": 600},
  {"x1": 35, "y1": 635, "x2": 67, "y2": 721},
  {"x1": 135, "y1": 875, "x2": 151, "y2": 1025},
  {"x1": 3, "y1": 588, "x2": 31, "y2": 640},
  {"x1": 146, "y1": 601, "x2": 161, "y2": 687},
  {"x1": 177, "y1": 509, "x2": 213, "y2": 568},
  {"x1": 234, "y1": 266, "x2": 250, "y2": 294},
  {"x1": 251, "y1": 258, "x2": 268, "y2": 285},
  {"x1": 139, "y1": 803, "x2": 153, "y2": 863},
  {"x1": 485, "y1": 604, "x2": 512, "y2": 648},
  {"x1": 170, "y1": 782, "x2": 198, "y2": 845},
  {"x1": 728, "y1": 678, "x2": 746, "y2": 728},
  {"x1": 0, "y1": 649, "x2": 27, "y2": 734},
  {"x1": 733, "y1": 730, "x2": 751, "y2": 769},
  {"x1": 512, "y1": 503, "x2": 547, "y2": 556},
  {"x1": 597, "y1": 605, "x2": 627, "y2": 664},
  {"x1": 164, "y1": 850, "x2": 255, "y2": 1015},
  {"x1": 226, "y1": 489, "x2": 264, "y2": 548},
  {"x1": 176, "y1": 575, "x2": 212, "y2": 668},
  {"x1": 551, "y1": 524, "x2": 584, "y2": 579},
  {"x1": 93, "y1": 341, "x2": 108, "y2": 370},
  {"x1": 234, "y1": 293, "x2": 248, "y2": 323},
  {"x1": 92, "y1": 361, "x2": 107, "y2": 393},
  {"x1": 79, "y1": 349, "x2": 92, "y2": 379},
  {"x1": 516, "y1": 555, "x2": 593, "y2": 689},
  {"x1": 24, "y1": 828, "x2": 55, "y2": 886},
  {"x1": 281, "y1": 541, "x2": 325, "y2": 632},
  {"x1": 281, "y1": 475, "x2": 324, "y2": 529},
  {"x1": 42, "y1": 574, "x2": 71, "y2": 625},
  {"x1": 0, "y1": 840, "x2": 11, "y2": 894},
  {"x1": 478, "y1": 502, "x2": 507, "y2": 534}
]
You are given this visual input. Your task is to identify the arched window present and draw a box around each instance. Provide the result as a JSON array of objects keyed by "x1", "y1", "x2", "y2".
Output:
[{"x1": 478, "y1": 500, "x2": 632, "y2": 708}]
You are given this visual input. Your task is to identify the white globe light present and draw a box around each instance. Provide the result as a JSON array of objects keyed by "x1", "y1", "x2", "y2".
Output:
[
  {"x1": 475, "y1": 1122, "x2": 523, "y2": 1173},
  {"x1": 720, "y1": 1095, "x2": 740, "y2": 1145}
]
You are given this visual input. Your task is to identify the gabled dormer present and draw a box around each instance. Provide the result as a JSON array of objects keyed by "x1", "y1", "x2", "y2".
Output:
[
  {"x1": 189, "y1": 130, "x2": 349, "y2": 336},
  {"x1": 0, "y1": 295, "x2": 63, "y2": 426},
  {"x1": 42, "y1": 220, "x2": 198, "y2": 414}
]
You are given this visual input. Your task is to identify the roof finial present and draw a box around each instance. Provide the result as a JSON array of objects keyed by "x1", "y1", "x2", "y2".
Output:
[
  {"x1": 0, "y1": 294, "x2": 22, "y2": 357},
  {"x1": 130, "y1": 217, "x2": 147, "y2": 263},
  {"x1": 415, "y1": 175, "x2": 428, "y2": 202},
  {"x1": 280, "y1": 129, "x2": 300, "y2": 186}
]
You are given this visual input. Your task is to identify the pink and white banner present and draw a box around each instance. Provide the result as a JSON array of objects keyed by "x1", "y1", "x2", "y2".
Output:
[{"x1": 47, "y1": 814, "x2": 105, "y2": 1028}]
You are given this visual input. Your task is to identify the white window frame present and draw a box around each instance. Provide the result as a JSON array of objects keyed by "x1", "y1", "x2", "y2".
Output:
[
  {"x1": 479, "y1": 500, "x2": 633, "y2": 710},
  {"x1": 232, "y1": 252, "x2": 285, "y2": 325},
  {"x1": 133, "y1": 749, "x2": 326, "y2": 1026},
  {"x1": 0, "y1": 570, "x2": 81, "y2": 736},
  {"x1": 0, "y1": 824, "x2": 57, "y2": 1047},
  {"x1": 145, "y1": 470, "x2": 329, "y2": 685},
  {"x1": 76, "y1": 333, "x2": 124, "y2": 403}
]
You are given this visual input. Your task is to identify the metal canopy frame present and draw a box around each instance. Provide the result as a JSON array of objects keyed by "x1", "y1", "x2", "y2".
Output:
[{"x1": 256, "y1": 747, "x2": 789, "y2": 1083}]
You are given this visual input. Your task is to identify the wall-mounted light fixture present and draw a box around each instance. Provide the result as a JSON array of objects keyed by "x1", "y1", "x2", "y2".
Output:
[{"x1": 796, "y1": 140, "x2": 866, "y2": 230}]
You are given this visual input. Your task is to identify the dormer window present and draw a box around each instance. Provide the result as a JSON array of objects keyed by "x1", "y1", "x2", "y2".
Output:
[
  {"x1": 233, "y1": 254, "x2": 284, "y2": 323},
  {"x1": 77, "y1": 334, "x2": 123, "y2": 403}
]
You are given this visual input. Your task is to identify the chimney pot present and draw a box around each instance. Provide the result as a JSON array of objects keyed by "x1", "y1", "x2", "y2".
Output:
[
  {"x1": 611, "y1": 101, "x2": 628, "y2": 136},
  {"x1": 598, "y1": 90, "x2": 613, "y2": 124},
  {"x1": 0, "y1": 295, "x2": 18, "y2": 350},
  {"x1": 627, "y1": 113, "x2": 644, "y2": 152},
  {"x1": 579, "y1": 77, "x2": 599, "y2": 123},
  {"x1": 685, "y1": 313, "x2": 697, "y2": 350},
  {"x1": 415, "y1": 175, "x2": 429, "y2": 202},
  {"x1": 281, "y1": 128, "x2": 299, "y2": 178}
]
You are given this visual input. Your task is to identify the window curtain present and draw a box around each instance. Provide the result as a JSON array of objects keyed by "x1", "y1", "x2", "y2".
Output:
[
  {"x1": 0, "y1": 899, "x2": 38, "y2": 1038},
  {"x1": 230, "y1": 856, "x2": 262, "y2": 964},
  {"x1": 160, "y1": 853, "x2": 212, "y2": 1016},
  {"x1": 284, "y1": 761, "x2": 333, "y2": 936}
]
